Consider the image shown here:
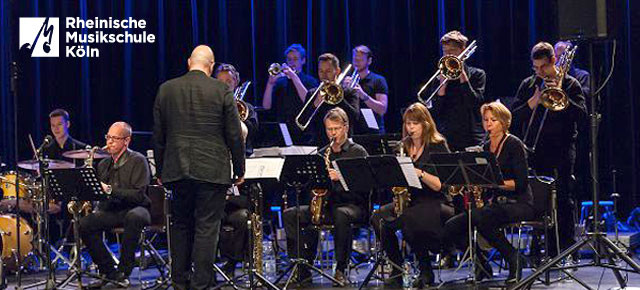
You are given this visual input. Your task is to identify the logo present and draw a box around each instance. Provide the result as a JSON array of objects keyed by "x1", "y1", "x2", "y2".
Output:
[{"x1": 19, "y1": 17, "x2": 59, "y2": 57}]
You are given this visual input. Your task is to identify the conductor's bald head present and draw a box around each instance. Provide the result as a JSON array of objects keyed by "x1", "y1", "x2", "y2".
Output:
[{"x1": 188, "y1": 45, "x2": 215, "y2": 76}]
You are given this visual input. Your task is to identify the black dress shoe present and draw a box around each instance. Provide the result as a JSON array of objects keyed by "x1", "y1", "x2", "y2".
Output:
[{"x1": 88, "y1": 271, "x2": 130, "y2": 289}]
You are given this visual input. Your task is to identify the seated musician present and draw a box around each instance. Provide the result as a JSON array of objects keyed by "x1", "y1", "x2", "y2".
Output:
[
  {"x1": 282, "y1": 107, "x2": 368, "y2": 286},
  {"x1": 442, "y1": 102, "x2": 534, "y2": 284},
  {"x1": 370, "y1": 102, "x2": 453, "y2": 288},
  {"x1": 214, "y1": 63, "x2": 259, "y2": 278},
  {"x1": 79, "y1": 122, "x2": 151, "y2": 288}
]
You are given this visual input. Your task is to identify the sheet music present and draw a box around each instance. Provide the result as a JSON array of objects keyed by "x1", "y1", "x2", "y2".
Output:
[
  {"x1": 245, "y1": 157, "x2": 285, "y2": 180},
  {"x1": 279, "y1": 123, "x2": 293, "y2": 146},
  {"x1": 361, "y1": 108, "x2": 379, "y2": 130},
  {"x1": 397, "y1": 156, "x2": 422, "y2": 189},
  {"x1": 331, "y1": 160, "x2": 349, "y2": 191},
  {"x1": 251, "y1": 146, "x2": 318, "y2": 157}
]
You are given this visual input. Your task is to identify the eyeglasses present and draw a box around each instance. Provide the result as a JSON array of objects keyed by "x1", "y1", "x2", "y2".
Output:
[{"x1": 105, "y1": 134, "x2": 129, "y2": 141}]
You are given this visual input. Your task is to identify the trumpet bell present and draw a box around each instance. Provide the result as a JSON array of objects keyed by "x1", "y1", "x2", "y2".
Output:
[
  {"x1": 268, "y1": 63, "x2": 282, "y2": 77},
  {"x1": 540, "y1": 88, "x2": 569, "y2": 111},
  {"x1": 438, "y1": 55, "x2": 463, "y2": 80}
]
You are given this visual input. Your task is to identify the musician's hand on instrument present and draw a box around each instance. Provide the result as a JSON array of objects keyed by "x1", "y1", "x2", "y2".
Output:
[
  {"x1": 415, "y1": 168, "x2": 424, "y2": 179},
  {"x1": 354, "y1": 85, "x2": 369, "y2": 101},
  {"x1": 545, "y1": 78, "x2": 558, "y2": 88},
  {"x1": 328, "y1": 169, "x2": 340, "y2": 181},
  {"x1": 528, "y1": 87, "x2": 542, "y2": 109},
  {"x1": 437, "y1": 75, "x2": 448, "y2": 96},
  {"x1": 100, "y1": 182, "x2": 112, "y2": 195},
  {"x1": 343, "y1": 76, "x2": 353, "y2": 88},
  {"x1": 48, "y1": 202, "x2": 61, "y2": 214},
  {"x1": 282, "y1": 65, "x2": 296, "y2": 79},
  {"x1": 234, "y1": 176, "x2": 245, "y2": 186},
  {"x1": 459, "y1": 69, "x2": 469, "y2": 83},
  {"x1": 267, "y1": 73, "x2": 283, "y2": 85}
]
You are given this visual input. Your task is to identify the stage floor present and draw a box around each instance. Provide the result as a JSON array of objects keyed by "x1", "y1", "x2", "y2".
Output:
[{"x1": 4, "y1": 256, "x2": 640, "y2": 289}]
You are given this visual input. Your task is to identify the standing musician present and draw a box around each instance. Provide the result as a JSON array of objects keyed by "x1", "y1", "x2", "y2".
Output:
[
  {"x1": 80, "y1": 122, "x2": 151, "y2": 288},
  {"x1": 301, "y1": 53, "x2": 361, "y2": 146},
  {"x1": 442, "y1": 102, "x2": 534, "y2": 284},
  {"x1": 370, "y1": 102, "x2": 453, "y2": 288},
  {"x1": 214, "y1": 63, "x2": 258, "y2": 278},
  {"x1": 262, "y1": 44, "x2": 319, "y2": 145},
  {"x1": 429, "y1": 31, "x2": 486, "y2": 152},
  {"x1": 350, "y1": 45, "x2": 389, "y2": 134},
  {"x1": 282, "y1": 107, "x2": 368, "y2": 286},
  {"x1": 511, "y1": 42, "x2": 587, "y2": 258},
  {"x1": 153, "y1": 45, "x2": 245, "y2": 290}
]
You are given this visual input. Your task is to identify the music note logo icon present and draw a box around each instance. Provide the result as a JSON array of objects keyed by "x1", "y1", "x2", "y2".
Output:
[{"x1": 19, "y1": 17, "x2": 59, "y2": 57}]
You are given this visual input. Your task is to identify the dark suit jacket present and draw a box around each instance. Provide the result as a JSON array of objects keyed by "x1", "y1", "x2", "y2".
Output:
[{"x1": 153, "y1": 70, "x2": 245, "y2": 185}]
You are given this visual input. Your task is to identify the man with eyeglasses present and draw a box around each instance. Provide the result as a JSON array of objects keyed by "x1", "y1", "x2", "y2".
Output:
[
  {"x1": 511, "y1": 42, "x2": 587, "y2": 258},
  {"x1": 80, "y1": 121, "x2": 151, "y2": 288},
  {"x1": 282, "y1": 107, "x2": 368, "y2": 286}
]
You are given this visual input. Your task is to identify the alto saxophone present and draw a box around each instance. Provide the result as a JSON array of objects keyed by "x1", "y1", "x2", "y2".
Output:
[
  {"x1": 391, "y1": 136, "x2": 411, "y2": 217},
  {"x1": 310, "y1": 139, "x2": 334, "y2": 225},
  {"x1": 249, "y1": 183, "x2": 264, "y2": 274}
]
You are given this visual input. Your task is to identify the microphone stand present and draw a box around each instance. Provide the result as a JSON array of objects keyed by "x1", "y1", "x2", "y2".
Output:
[{"x1": 10, "y1": 61, "x2": 24, "y2": 290}]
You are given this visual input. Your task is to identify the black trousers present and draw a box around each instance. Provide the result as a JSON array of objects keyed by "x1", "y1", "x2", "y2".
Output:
[
  {"x1": 282, "y1": 204, "x2": 364, "y2": 272},
  {"x1": 79, "y1": 207, "x2": 150, "y2": 277},
  {"x1": 166, "y1": 180, "x2": 228, "y2": 290},
  {"x1": 443, "y1": 202, "x2": 534, "y2": 261},
  {"x1": 371, "y1": 201, "x2": 454, "y2": 271},
  {"x1": 219, "y1": 207, "x2": 249, "y2": 263}
]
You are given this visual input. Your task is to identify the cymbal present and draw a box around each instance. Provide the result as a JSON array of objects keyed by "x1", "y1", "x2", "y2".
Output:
[
  {"x1": 17, "y1": 159, "x2": 76, "y2": 170},
  {"x1": 62, "y1": 149, "x2": 110, "y2": 160}
]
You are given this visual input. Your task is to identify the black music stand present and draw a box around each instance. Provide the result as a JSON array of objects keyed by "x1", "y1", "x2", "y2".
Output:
[
  {"x1": 352, "y1": 134, "x2": 401, "y2": 156},
  {"x1": 274, "y1": 154, "x2": 344, "y2": 289},
  {"x1": 43, "y1": 168, "x2": 124, "y2": 289},
  {"x1": 429, "y1": 151, "x2": 503, "y2": 286},
  {"x1": 331, "y1": 155, "x2": 417, "y2": 289}
]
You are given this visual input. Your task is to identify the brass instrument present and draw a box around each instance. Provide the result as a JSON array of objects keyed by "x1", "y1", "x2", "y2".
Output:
[
  {"x1": 268, "y1": 63, "x2": 286, "y2": 77},
  {"x1": 295, "y1": 64, "x2": 358, "y2": 131},
  {"x1": 310, "y1": 139, "x2": 334, "y2": 225},
  {"x1": 67, "y1": 145, "x2": 103, "y2": 216},
  {"x1": 448, "y1": 185, "x2": 485, "y2": 209},
  {"x1": 416, "y1": 40, "x2": 478, "y2": 104},
  {"x1": 249, "y1": 183, "x2": 264, "y2": 274},
  {"x1": 523, "y1": 44, "x2": 577, "y2": 152},
  {"x1": 391, "y1": 135, "x2": 412, "y2": 217},
  {"x1": 234, "y1": 81, "x2": 252, "y2": 121}
]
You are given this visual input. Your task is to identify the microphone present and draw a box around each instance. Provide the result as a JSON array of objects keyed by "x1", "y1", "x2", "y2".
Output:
[{"x1": 36, "y1": 135, "x2": 53, "y2": 154}]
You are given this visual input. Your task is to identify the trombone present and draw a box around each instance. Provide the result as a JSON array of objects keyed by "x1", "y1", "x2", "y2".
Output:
[
  {"x1": 234, "y1": 81, "x2": 251, "y2": 121},
  {"x1": 416, "y1": 40, "x2": 477, "y2": 104},
  {"x1": 523, "y1": 44, "x2": 577, "y2": 152},
  {"x1": 294, "y1": 64, "x2": 359, "y2": 131}
]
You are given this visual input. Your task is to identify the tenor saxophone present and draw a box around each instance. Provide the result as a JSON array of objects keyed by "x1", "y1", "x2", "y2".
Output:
[{"x1": 310, "y1": 139, "x2": 333, "y2": 225}]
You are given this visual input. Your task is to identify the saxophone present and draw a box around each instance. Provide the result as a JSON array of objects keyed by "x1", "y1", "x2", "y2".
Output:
[
  {"x1": 249, "y1": 183, "x2": 264, "y2": 274},
  {"x1": 448, "y1": 185, "x2": 484, "y2": 209},
  {"x1": 391, "y1": 136, "x2": 411, "y2": 217},
  {"x1": 67, "y1": 146, "x2": 102, "y2": 216},
  {"x1": 310, "y1": 138, "x2": 334, "y2": 225}
]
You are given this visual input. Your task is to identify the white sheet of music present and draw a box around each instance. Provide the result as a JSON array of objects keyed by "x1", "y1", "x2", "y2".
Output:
[
  {"x1": 397, "y1": 156, "x2": 422, "y2": 189},
  {"x1": 331, "y1": 160, "x2": 349, "y2": 192},
  {"x1": 251, "y1": 146, "x2": 318, "y2": 157},
  {"x1": 279, "y1": 123, "x2": 293, "y2": 146},
  {"x1": 360, "y1": 108, "x2": 379, "y2": 130},
  {"x1": 245, "y1": 157, "x2": 285, "y2": 180}
]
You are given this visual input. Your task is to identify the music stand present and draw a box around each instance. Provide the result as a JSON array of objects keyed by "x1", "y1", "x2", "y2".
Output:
[
  {"x1": 331, "y1": 155, "x2": 418, "y2": 289},
  {"x1": 274, "y1": 154, "x2": 344, "y2": 289},
  {"x1": 429, "y1": 151, "x2": 503, "y2": 286},
  {"x1": 352, "y1": 134, "x2": 401, "y2": 156},
  {"x1": 43, "y1": 168, "x2": 124, "y2": 289}
]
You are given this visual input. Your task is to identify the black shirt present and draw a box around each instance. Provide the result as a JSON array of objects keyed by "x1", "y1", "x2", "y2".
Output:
[
  {"x1": 431, "y1": 65, "x2": 486, "y2": 152},
  {"x1": 483, "y1": 134, "x2": 532, "y2": 205},
  {"x1": 243, "y1": 102, "x2": 259, "y2": 155},
  {"x1": 411, "y1": 141, "x2": 450, "y2": 203},
  {"x1": 510, "y1": 74, "x2": 587, "y2": 171},
  {"x1": 357, "y1": 71, "x2": 389, "y2": 134},
  {"x1": 306, "y1": 87, "x2": 360, "y2": 146},
  {"x1": 321, "y1": 139, "x2": 368, "y2": 207},
  {"x1": 569, "y1": 66, "x2": 591, "y2": 99},
  {"x1": 43, "y1": 136, "x2": 87, "y2": 167},
  {"x1": 271, "y1": 72, "x2": 319, "y2": 144},
  {"x1": 97, "y1": 149, "x2": 151, "y2": 212}
]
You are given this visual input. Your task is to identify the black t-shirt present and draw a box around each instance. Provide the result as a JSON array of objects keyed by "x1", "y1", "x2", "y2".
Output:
[
  {"x1": 483, "y1": 134, "x2": 533, "y2": 205},
  {"x1": 271, "y1": 72, "x2": 319, "y2": 144},
  {"x1": 510, "y1": 74, "x2": 587, "y2": 172},
  {"x1": 43, "y1": 136, "x2": 87, "y2": 167},
  {"x1": 431, "y1": 65, "x2": 486, "y2": 152},
  {"x1": 357, "y1": 71, "x2": 388, "y2": 134}
]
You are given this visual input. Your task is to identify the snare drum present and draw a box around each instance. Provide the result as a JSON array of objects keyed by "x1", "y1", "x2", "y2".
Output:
[
  {"x1": 0, "y1": 172, "x2": 35, "y2": 200},
  {"x1": 0, "y1": 215, "x2": 33, "y2": 271}
]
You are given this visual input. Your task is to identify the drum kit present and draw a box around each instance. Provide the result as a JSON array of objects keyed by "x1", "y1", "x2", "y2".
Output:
[{"x1": 0, "y1": 148, "x2": 108, "y2": 276}]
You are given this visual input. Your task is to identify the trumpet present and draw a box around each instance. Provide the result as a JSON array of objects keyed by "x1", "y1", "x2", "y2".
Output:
[
  {"x1": 416, "y1": 40, "x2": 477, "y2": 104},
  {"x1": 234, "y1": 81, "x2": 251, "y2": 121},
  {"x1": 523, "y1": 44, "x2": 577, "y2": 152},
  {"x1": 294, "y1": 64, "x2": 357, "y2": 131},
  {"x1": 268, "y1": 63, "x2": 286, "y2": 77}
]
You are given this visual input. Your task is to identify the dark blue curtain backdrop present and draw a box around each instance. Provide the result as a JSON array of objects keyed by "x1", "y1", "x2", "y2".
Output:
[{"x1": 1, "y1": 0, "x2": 639, "y2": 214}]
